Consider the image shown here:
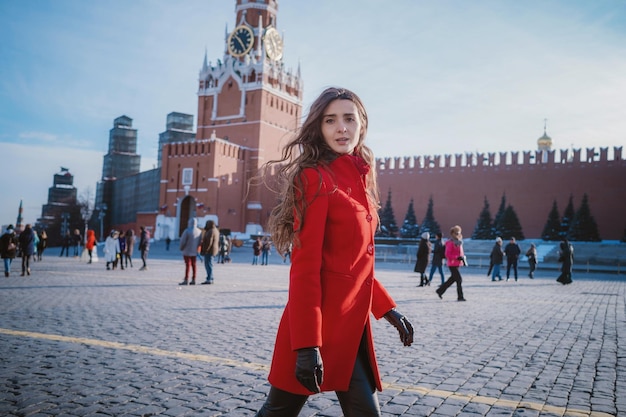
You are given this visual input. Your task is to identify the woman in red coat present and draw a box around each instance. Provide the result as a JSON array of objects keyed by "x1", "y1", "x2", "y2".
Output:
[
  {"x1": 255, "y1": 87, "x2": 414, "y2": 417},
  {"x1": 85, "y1": 229, "x2": 97, "y2": 264}
]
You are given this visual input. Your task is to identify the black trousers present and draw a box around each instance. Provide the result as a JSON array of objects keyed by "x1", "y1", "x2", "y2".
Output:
[
  {"x1": 506, "y1": 260, "x2": 518, "y2": 279},
  {"x1": 438, "y1": 266, "x2": 464, "y2": 300},
  {"x1": 256, "y1": 332, "x2": 381, "y2": 417},
  {"x1": 21, "y1": 255, "x2": 31, "y2": 273}
]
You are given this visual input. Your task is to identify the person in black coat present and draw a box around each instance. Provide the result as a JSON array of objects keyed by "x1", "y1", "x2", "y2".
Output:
[
  {"x1": 504, "y1": 237, "x2": 521, "y2": 281},
  {"x1": 138, "y1": 226, "x2": 150, "y2": 271},
  {"x1": 526, "y1": 243, "x2": 538, "y2": 278},
  {"x1": 490, "y1": 237, "x2": 504, "y2": 281},
  {"x1": 36, "y1": 230, "x2": 47, "y2": 261},
  {"x1": 414, "y1": 232, "x2": 432, "y2": 286},
  {"x1": 18, "y1": 224, "x2": 36, "y2": 276},
  {"x1": 556, "y1": 239, "x2": 574, "y2": 285},
  {"x1": 59, "y1": 230, "x2": 71, "y2": 257},
  {"x1": 1, "y1": 225, "x2": 18, "y2": 277}
]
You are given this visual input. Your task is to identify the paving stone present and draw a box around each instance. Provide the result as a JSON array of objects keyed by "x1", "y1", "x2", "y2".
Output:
[{"x1": 0, "y1": 249, "x2": 623, "y2": 416}]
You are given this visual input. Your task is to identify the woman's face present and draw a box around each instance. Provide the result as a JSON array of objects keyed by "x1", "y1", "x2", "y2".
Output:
[{"x1": 321, "y1": 99, "x2": 362, "y2": 155}]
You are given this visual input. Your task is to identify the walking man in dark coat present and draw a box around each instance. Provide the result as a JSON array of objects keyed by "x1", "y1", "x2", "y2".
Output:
[{"x1": 504, "y1": 237, "x2": 521, "y2": 281}]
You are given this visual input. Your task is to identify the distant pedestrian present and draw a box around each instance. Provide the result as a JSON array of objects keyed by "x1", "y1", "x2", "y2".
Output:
[
  {"x1": 414, "y1": 232, "x2": 431, "y2": 286},
  {"x1": 178, "y1": 218, "x2": 202, "y2": 285},
  {"x1": 218, "y1": 234, "x2": 232, "y2": 263},
  {"x1": 36, "y1": 230, "x2": 47, "y2": 261},
  {"x1": 428, "y1": 232, "x2": 445, "y2": 286},
  {"x1": 32, "y1": 230, "x2": 40, "y2": 262},
  {"x1": 217, "y1": 235, "x2": 226, "y2": 263},
  {"x1": 59, "y1": 230, "x2": 71, "y2": 257},
  {"x1": 1, "y1": 224, "x2": 18, "y2": 277},
  {"x1": 72, "y1": 229, "x2": 82, "y2": 257},
  {"x1": 18, "y1": 224, "x2": 36, "y2": 276},
  {"x1": 261, "y1": 236, "x2": 271, "y2": 265},
  {"x1": 124, "y1": 229, "x2": 135, "y2": 268},
  {"x1": 200, "y1": 220, "x2": 220, "y2": 285},
  {"x1": 282, "y1": 243, "x2": 292, "y2": 264},
  {"x1": 104, "y1": 230, "x2": 120, "y2": 270},
  {"x1": 436, "y1": 225, "x2": 466, "y2": 301},
  {"x1": 490, "y1": 237, "x2": 504, "y2": 281},
  {"x1": 526, "y1": 243, "x2": 538, "y2": 278},
  {"x1": 556, "y1": 239, "x2": 573, "y2": 285},
  {"x1": 165, "y1": 236, "x2": 171, "y2": 251},
  {"x1": 85, "y1": 229, "x2": 97, "y2": 263},
  {"x1": 252, "y1": 236, "x2": 262, "y2": 265},
  {"x1": 117, "y1": 230, "x2": 126, "y2": 270},
  {"x1": 138, "y1": 226, "x2": 150, "y2": 271},
  {"x1": 504, "y1": 237, "x2": 521, "y2": 281}
]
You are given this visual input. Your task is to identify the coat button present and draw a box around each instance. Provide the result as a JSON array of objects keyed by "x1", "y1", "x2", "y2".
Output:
[
  {"x1": 366, "y1": 214, "x2": 372, "y2": 222},
  {"x1": 367, "y1": 244, "x2": 374, "y2": 254}
]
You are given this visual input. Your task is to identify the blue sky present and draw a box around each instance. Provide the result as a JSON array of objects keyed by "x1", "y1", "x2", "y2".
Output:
[{"x1": 1, "y1": 0, "x2": 625, "y2": 227}]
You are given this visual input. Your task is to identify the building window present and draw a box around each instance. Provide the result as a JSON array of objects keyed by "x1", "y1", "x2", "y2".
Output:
[{"x1": 182, "y1": 168, "x2": 193, "y2": 186}]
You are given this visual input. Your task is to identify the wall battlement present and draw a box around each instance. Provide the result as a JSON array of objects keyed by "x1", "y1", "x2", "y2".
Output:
[
  {"x1": 376, "y1": 145, "x2": 626, "y2": 240},
  {"x1": 165, "y1": 136, "x2": 248, "y2": 162},
  {"x1": 377, "y1": 146, "x2": 624, "y2": 172}
]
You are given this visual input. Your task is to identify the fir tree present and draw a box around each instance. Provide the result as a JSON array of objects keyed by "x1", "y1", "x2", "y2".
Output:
[
  {"x1": 419, "y1": 196, "x2": 441, "y2": 237},
  {"x1": 399, "y1": 198, "x2": 420, "y2": 238},
  {"x1": 377, "y1": 188, "x2": 398, "y2": 237},
  {"x1": 560, "y1": 194, "x2": 575, "y2": 238},
  {"x1": 541, "y1": 200, "x2": 561, "y2": 241},
  {"x1": 472, "y1": 196, "x2": 495, "y2": 240},
  {"x1": 493, "y1": 193, "x2": 507, "y2": 237},
  {"x1": 568, "y1": 193, "x2": 601, "y2": 241},
  {"x1": 499, "y1": 205, "x2": 525, "y2": 240}
]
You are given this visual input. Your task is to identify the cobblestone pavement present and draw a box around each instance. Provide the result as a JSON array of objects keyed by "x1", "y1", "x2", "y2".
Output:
[{"x1": 0, "y1": 247, "x2": 624, "y2": 416}]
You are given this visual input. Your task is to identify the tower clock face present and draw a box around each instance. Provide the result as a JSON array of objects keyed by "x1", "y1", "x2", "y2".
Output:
[
  {"x1": 264, "y1": 27, "x2": 283, "y2": 61},
  {"x1": 228, "y1": 25, "x2": 254, "y2": 57}
]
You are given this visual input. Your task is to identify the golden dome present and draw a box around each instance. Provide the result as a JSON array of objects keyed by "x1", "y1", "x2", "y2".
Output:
[{"x1": 537, "y1": 120, "x2": 552, "y2": 151}]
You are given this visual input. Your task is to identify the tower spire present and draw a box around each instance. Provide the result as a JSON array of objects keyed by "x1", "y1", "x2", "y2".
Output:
[
  {"x1": 16, "y1": 199, "x2": 23, "y2": 232},
  {"x1": 202, "y1": 48, "x2": 208, "y2": 72},
  {"x1": 224, "y1": 23, "x2": 229, "y2": 55}
]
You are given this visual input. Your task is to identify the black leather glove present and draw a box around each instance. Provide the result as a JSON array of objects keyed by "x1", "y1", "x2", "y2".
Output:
[
  {"x1": 384, "y1": 309, "x2": 414, "y2": 347},
  {"x1": 457, "y1": 256, "x2": 464, "y2": 261},
  {"x1": 295, "y1": 347, "x2": 323, "y2": 393}
]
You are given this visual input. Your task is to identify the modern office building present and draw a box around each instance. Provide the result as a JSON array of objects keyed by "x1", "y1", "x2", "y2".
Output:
[{"x1": 95, "y1": 116, "x2": 140, "y2": 235}]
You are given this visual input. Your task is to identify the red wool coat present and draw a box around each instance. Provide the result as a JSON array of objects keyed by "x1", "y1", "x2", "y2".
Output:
[{"x1": 267, "y1": 154, "x2": 397, "y2": 395}]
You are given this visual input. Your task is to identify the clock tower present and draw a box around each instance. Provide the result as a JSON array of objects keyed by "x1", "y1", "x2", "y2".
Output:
[
  {"x1": 197, "y1": 0, "x2": 302, "y2": 157},
  {"x1": 158, "y1": 0, "x2": 303, "y2": 238}
]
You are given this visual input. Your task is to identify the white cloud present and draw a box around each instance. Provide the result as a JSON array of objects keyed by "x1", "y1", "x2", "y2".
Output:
[{"x1": 18, "y1": 131, "x2": 59, "y2": 142}]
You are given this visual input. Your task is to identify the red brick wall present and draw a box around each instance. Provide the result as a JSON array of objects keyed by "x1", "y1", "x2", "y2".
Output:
[{"x1": 377, "y1": 149, "x2": 626, "y2": 240}]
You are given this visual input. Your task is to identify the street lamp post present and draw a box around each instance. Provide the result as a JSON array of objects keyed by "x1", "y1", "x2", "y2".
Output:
[
  {"x1": 97, "y1": 204, "x2": 107, "y2": 242},
  {"x1": 61, "y1": 213, "x2": 70, "y2": 238},
  {"x1": 80, "y1": 204, "x2": 93, "y2": 246}
]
